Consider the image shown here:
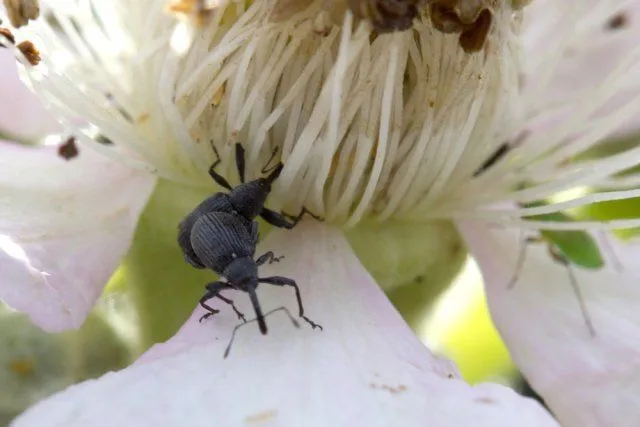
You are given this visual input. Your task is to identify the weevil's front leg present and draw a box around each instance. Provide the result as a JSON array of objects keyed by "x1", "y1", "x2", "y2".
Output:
[
  {"x1": 258, "y1": 276, "x2": 322, "y2": 330},
  {"x1": 260, "y1": 207, "x2": 322, "y2": 230},
  {"x1": 208, "y1": 144, "x2": 233, "y2": 190}
]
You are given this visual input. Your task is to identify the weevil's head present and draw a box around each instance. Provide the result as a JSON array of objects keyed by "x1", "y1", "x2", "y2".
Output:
[
  {"x1": 229, "y1": 163, "x2": 283, "y2": 220},
  {"x1": 223, "y1": 257, "x2": 259, "y2": 292}
]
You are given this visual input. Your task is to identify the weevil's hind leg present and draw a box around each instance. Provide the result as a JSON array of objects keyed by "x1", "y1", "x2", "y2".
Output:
[
  {"x1": 548, "y1": 245, "x2": 596, "y2": 337},
  {"x1": 259, "y1": 276, "x2": 323, "y2": 330},
  {"x1": 224, "y1": 306, "x2": 300, "y2": 359},
  {"x1": 256, "y1": 251, "x2": 284, "y2": 266},
  {"x1": 208, "y1": 143, "x2": 233, "y2": 190},
  {"x1": 235, "y1": 143, "x2": 246, "y2": 184}
]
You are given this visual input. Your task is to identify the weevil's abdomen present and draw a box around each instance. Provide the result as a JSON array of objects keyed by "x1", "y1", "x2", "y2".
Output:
[
  {"x1": 190, "y1": 212, "x2": 255, "y2": 273},
  {"x1": 178, "y1": 193, "x2": 235, "y2": 268}
]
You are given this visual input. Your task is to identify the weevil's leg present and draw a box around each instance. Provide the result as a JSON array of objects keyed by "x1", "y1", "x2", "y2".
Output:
[
  {"x1": 507, "y1": 232, "x2": 542, "y2": 289},
  {"x1": 547, "y1": 245, "x2": 596, "y2": 337},
  {"x1": 208, "y1": 144, "x2": 233, "y2": 190},
  {"x1": 284, "y1": 207, "x2": 323, "y2": 223},
  {"x1": 260, "y1": 207, "x2": 322, "y2": 230},
  {"x1": 235, "y1": 143, "x2": 246, "y2": 184},
  {"x1": 216, "y1": 293, "x2": 247, "y2": 322},
  {"x1": 258, "y1": 276, "x2": 323, "y2": 330},
  {"x1": 203, "y1": 281, "x2": 247, "y2": 322},
  {"x1": 224, "y1": 306, "x2": 299, "y2": 359},
  {"x1": 198, "y1": 290, "x2": 220, "y2": 323},
  {"x1": 256, "y1": 251, "x2": 284, "y2": 266},
  {"x1": 261, "y1": 146, "x2": 280, "y2": 174}
]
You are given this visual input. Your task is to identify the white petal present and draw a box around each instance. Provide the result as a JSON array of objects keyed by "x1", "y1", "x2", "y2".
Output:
[
  {"x1": 0, "y1": 142, "x2": 155, "y2": 331},
  {"x1": 458, "y1": 220, "x2": 640, "y2": 427},
  {"x1": 12, "y1": 222, "x2": 558, "y2": 427},
  {"x1": 0, "y1": 50, "x2": 61, "y2": 141},
  {"x1": 522, "y1": 1, "x2": 640, "y2": 137}
]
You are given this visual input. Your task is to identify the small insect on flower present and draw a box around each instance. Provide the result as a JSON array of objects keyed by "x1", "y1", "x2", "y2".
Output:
[
  {"x1": 178, "y1": 143, "x2": 322, "y2": 337},
  {"x1": 509, "y1": 201, "x2": 604, "y2": 337},
  {"x1": 474, "y1": 143, "x2": 607, "y2": 337}
]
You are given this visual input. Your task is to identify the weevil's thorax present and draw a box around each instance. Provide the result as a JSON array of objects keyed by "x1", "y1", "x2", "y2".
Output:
[
  {"x1": 223, "y1": 256, "x2": 259, "y2": 292},
  {"x1": 229, "y1": 179, "x2": 271, "y2": 220}
]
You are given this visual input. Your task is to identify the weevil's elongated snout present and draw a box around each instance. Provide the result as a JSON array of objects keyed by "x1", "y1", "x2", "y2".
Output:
[{"x1": 248, "y1": 288, "x2": 268, "y2": 335}]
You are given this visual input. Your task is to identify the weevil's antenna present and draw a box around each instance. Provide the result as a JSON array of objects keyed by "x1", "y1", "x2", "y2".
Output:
[{"x1": 224, "y1": 306, "x2": 300, "y2": 358}]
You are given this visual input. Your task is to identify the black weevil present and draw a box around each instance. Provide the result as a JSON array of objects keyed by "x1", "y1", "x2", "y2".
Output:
[{"x1": 179, "y1": 143, "x2": 322, "y2": 335}]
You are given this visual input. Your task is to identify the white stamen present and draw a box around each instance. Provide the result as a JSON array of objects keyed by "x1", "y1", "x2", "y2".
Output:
[{"x1": 7, "y1": 0, "x2": 640, "y2": 233}]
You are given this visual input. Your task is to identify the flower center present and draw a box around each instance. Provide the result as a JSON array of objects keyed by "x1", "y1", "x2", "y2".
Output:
[{"x1": 13, "y1": 0, "x2": 523, "y2": 226}]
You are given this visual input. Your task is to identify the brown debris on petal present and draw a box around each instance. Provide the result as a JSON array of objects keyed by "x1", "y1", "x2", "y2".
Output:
[
  {"x1": 0, "y1": 27, "x2": 16, "y2": 46},
  {"x1": 606, "y1": 12, "x2": 628, "y2": 31},
  {"x1": 3, "y1": 0, "x2": 40, "y2": 28},
  {"x1": 17, "y1": 40, "x2": 40, "y2": 65},
  {"x1": 347, "y1": 0, "x2": 425, "y2": 33},
  {"x1": 58, "y1": 137, "x2": 79, "y2": 160}
]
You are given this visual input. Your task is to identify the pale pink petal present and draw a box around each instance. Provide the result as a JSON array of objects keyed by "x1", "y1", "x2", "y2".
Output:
[
  {"x1": 12, "y1": 222, "x2": 558, "y2": 427},
  {"x1": 0, "y1": 50, "x2": 62, "y2": 141},
  {"x1": 521, "y1": 1, "x2": 640, "y2": 137},
  {"x1": 459, "y1": 220, "x2": 640, "y2": 427},
  {"x1": 0, "y1": 142, "x2": 155, "y2": 331}
]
